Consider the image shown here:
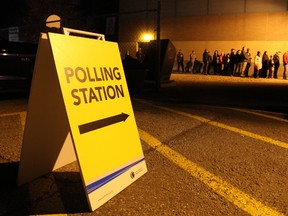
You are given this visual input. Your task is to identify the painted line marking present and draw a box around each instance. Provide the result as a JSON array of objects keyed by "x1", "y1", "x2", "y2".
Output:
[
  {"x1": 229, "y1": 108, "x2": 288, "y2": 123},
  {"x1": 136, "y1": 100, "x2": 288, "y2": 150},
  {"x1": 139, "y1": 129, "x2": 284, "y2": 216},
  {"x1": 186, "y1": 104, "x2": 288, "y2": 123}
]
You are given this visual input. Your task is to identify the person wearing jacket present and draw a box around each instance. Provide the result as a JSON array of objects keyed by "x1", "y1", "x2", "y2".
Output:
[
  {"x1": 240, "y1": 46, "x2": 250, "y2": 77},
  {"x1": 177, "y1": 49, "x2": 185, "y2": 72},
  {"x1": 254, "y1": 51, "x2": 262, "y2": 78},
  {"x1": 273, "y1": 51, "x2": 280, "y2": 79},
  {"x1": 233, "y1": 50, "x2": 242, "y2": 76},
  {"x1": 283, "y1": 51, "x2": 288, "y2": 79},
  {"x1": 261, "y1": 51, "x2": 269, "y2": 78},
  {"x1": 202, "y1": 49, "x2": 210, "y2": 75}
]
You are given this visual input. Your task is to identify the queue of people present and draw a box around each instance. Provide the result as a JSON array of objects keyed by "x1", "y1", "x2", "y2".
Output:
[{"x1": 176, "y1": 48, "x2": 288, "y2": 80}]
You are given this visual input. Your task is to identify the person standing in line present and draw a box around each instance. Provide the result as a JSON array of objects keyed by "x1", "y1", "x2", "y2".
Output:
[
  {"x1": 208, "y1": 51, "x2": 212, "y2": 74},
  {"x1": 222, "y1": 53, "x2": 230, "y2": 76},
  {"x1": 233, "y1": 50, "x2": 242, "y2": 76},
  {"x1": 219, "y1": 52, "x2": 225, "y2": 75},
  {"x1": 202, "y1": 49, "x2": 209, "y2": 75},
  {"x1": 273, "y1": 51, "x2": 280, "y2": 78},
  {"x1": 244, "y1": 48, "x2": 252, "y2": 77},
  {"x1": 240, "y1": 46, "x2": 249, "y2": 77},
  {"x1": 261, "y1": 51, "x2": 269, "y2": 78},
  {"x1": 283, "y1": 50, "x2": 288, "y2": 79},
  {"x1": 268, "y1": 55, "x2": 274, "y2": 78},
  {"x1": 212, "y1": 50, "x2": 220, "y2": 75},
  {"x1": 177, "y1": 49, "x2": 185, "y2": 73},
  {"x1": 254, "y1": 51, "x2": 262, "y2": 78},
  {"x1": 189, "y1": 50, "x2": 196, "y2": 73},
  {"x1": 228, "y1": 48, "x2": 236, "y2": 76}
]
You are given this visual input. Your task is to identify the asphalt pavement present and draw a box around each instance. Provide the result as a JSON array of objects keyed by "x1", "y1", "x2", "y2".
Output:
[{"x1": 0, "y1": 73, "x2": 288, "y2": 215}]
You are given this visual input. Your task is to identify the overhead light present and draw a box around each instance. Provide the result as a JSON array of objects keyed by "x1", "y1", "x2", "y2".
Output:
[{"x1": 142, "y1": 33, "x2": 153, "y2": 42}]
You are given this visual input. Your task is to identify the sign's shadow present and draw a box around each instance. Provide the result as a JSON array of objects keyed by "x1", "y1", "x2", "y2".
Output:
[{"x1": 0, "y1": 162, "x2": 89, "y2": 215}]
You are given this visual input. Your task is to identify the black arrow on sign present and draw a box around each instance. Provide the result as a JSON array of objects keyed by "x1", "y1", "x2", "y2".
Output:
[{"x1": 78, "y1": 113, "x2": 129, "y2": 134}]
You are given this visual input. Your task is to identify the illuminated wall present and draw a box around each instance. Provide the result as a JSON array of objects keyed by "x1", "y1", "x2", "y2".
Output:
[{"x1": 119, "y1": 0, "x2": 288, "y2": 71}]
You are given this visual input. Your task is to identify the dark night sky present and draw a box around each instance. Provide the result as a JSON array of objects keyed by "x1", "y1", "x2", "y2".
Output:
[{"x1": 1, "y1": 0, "x2": 119, "y2": 42}]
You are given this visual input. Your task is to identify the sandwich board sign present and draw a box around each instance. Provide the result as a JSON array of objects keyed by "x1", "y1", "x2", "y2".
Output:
[{"x1": 18, "y1": 29, "x2": 147, "y2": 211}]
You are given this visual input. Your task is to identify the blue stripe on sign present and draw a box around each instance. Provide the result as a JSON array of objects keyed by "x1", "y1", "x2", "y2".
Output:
[{"x1": 86, "y1": 157, "x2": 145, "y2": 194}]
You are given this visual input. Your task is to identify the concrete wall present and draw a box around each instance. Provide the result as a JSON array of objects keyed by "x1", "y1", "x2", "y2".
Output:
[
  {"x1": 118, "y1": 0, "x2": 288, "y2": 75},
  {"x1": 161, "y1": 12, "x2": 288, "y2": 62}
]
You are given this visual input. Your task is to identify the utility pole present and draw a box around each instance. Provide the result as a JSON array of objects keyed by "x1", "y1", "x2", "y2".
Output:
[{"x1": 156, "y1": 0, "x2": 161, "y2": 91}]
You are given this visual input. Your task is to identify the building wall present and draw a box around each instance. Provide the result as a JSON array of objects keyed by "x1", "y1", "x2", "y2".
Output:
[
  {"x1": 119, "y1": 0, "x2": 288, "y2": 73},
  {"x1": 161, "y1": 12, "x2": 288, "y2": 56}
]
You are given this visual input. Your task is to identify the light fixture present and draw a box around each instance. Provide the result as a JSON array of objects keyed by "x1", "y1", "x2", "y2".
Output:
[{"x1": 142, "y1": 33, "x2": 153, "y2": 42}]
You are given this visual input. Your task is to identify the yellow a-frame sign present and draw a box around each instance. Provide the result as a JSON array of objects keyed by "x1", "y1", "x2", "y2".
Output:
[{"x1": 18, "y1": 30, "x2": 147, "y2": 211}]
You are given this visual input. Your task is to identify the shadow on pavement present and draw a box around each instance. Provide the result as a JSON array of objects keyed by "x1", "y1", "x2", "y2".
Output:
[
  {"x1": 0, "y1": 162, "x2": 30, "y2": 216},
  {"x1": 133, "y1": 74, "x2": 288, "y2": 114},
  {"x1": 0, "y1": 162, "x2": 90, "y2": 215}
]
